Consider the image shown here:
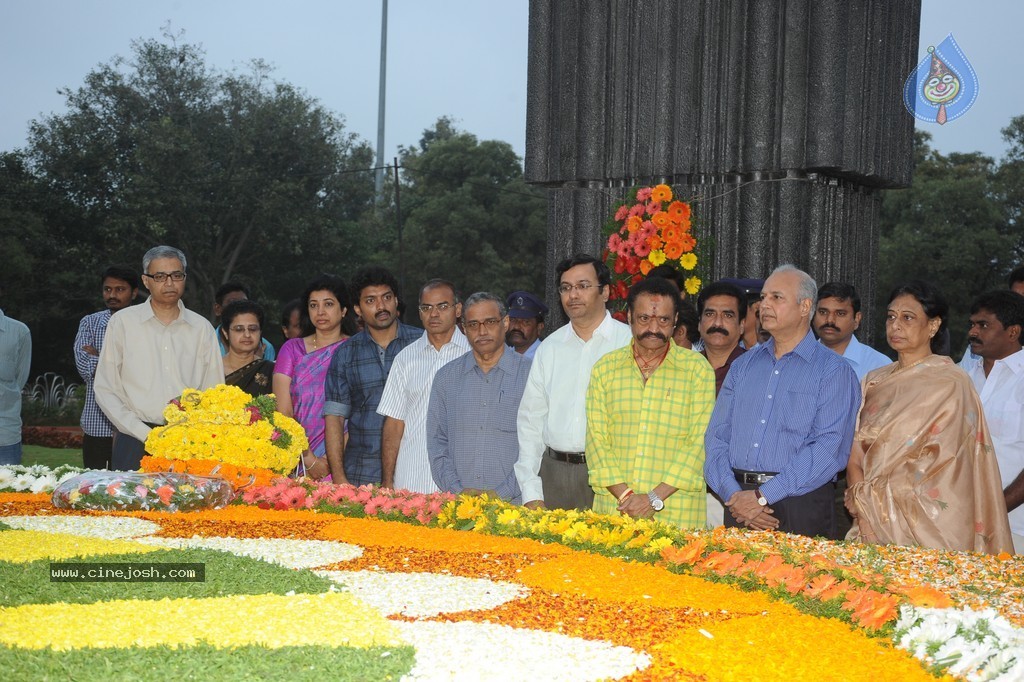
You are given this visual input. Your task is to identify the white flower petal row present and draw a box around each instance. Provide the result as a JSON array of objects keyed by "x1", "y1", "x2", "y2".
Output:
[
  {"x1": 1, "y1": 514, "x2": 160, "y2": 539},
  {"x1": 393, "y1": 620, "x2": 651, "y2": 682},
  {"x1": 0, "y1": 465, "x2": 84, "y2": 493},
  {"x1": 316, "y1": 570, "x2": 529, "y2": 617},
  {"x1": 135, "y1": 536, "x2": 364, "y2": 569}
]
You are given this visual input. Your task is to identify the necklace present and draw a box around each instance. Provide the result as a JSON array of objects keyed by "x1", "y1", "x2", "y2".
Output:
[
  {"x1": 894, "y1": 356, "x2": 929, "y2": 374},
  {"x1": 311, "y1": 334, "x2": 318, "y2": 351},
  {"x1": 633, "y1": 341, "x2": 671, "y2": 380}
]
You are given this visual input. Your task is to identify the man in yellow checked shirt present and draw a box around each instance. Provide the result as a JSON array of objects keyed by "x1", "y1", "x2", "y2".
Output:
[{"x1": 585, "y1": 277, "x2": 716, "y2": 527}]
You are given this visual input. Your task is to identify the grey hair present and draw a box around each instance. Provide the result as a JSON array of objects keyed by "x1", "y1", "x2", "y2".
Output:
[
  {"x1": 463, "y1": 291, "x2": 507, "y2": 318},
  {"x1": 143, "y1": 246, "x2": 187, "y2": 273},
  {"x1": 420, "y1": 278, "x2": 461, "y2": 305},
  {"x1": 770, "y1": 264, "x2": 817, "y2": 308}
]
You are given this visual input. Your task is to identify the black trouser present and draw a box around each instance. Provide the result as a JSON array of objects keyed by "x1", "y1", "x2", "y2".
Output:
[
  {"x1": 82, "y1": 434, "x2": 113, "y2": 470},
  {"x1": 111, "y1": 424, "x2": 157, "y2": 471},
  {"x1": 725, "y1": 477, "x2": 838, "y2": 540}
]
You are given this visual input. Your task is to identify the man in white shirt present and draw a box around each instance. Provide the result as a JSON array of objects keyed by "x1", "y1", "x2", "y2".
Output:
[
  {"x1": 960, "y1": 289, "x2": 1024, "y2": 553},
  {"x1": 515, "y1": 254, "x2": 632, "y2": 510},
  {"x1": 94, "y1": 246, "x2": 223, "y2": 470},
  {"x1": 378, "y1": 279, "x2": 469, "y2": 493},
  {"x1": 813, "y1": 282, "x2": 891, "y2": 380}
]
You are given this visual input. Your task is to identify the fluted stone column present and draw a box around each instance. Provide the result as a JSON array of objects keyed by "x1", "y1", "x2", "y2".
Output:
[{"x1": 526, "y1": 0, "x2": 920, "y2": 337}]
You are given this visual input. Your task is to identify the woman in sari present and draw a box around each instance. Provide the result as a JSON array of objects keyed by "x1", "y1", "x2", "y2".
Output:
[
  {"x1": 221, "y1": 300, "x2": 274, "y2": 397},
  {"x1": 272, "y1": 275, "x2": 350, "y2": 480},
  {"x1": 845, "y1": 281, "x2": 1013, "y2": 554}
]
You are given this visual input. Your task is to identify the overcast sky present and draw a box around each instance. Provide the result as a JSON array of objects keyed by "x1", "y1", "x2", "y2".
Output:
[{"x1": 2, "y1": 1, "x2": 1020, "y2": 164}]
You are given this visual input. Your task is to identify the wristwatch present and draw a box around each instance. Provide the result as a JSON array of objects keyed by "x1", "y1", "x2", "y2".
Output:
[
  {"x1": 647, "y1": 491, "x2": 665, "y2": 512},
  {"x1": 755, "y1": 488, "x2": 768, "y2": 507}
]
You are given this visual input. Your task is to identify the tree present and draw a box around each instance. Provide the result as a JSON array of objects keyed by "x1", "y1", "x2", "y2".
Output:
[
  {"x1": 381, "y1": 118, "x2": 547, "y2": 309},
  {"x1": 877, "y1": 131, "x2": 1016, "y2": 355},
  {"x1": 24, "y1": 34, "x2": 375, "y2": 320}
]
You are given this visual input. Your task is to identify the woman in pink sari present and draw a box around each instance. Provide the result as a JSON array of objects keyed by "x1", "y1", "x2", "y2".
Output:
[
  {"x1": 845, "y1": 281, "x2": 1013, "y2": 555},
  {"x1": 273, "y1": 275, "x2": 350, "y2": 480}
]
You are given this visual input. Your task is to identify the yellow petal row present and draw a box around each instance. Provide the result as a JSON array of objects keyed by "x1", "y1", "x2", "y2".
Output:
[{"x1": 0, "y1": 530, "x2": 162, "y2": 563}]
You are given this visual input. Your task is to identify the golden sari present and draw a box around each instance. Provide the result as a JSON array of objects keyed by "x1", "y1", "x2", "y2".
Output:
[{"x1": 847, "y1": 355, "x2": 1013, "y2": 555}]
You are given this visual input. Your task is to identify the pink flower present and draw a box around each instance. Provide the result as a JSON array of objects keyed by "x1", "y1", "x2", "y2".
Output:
[
  {"x1": 634, "y1": 240, "x2": 651, "y2": 257},
  {"x1": 135, "y1": 485, "x2": 149, "y2": 498},
  {"x1": 614, "y1": 204, "x2": 629, "y2": 221},
  {"x1": 354, "y1": 489, "x2": 373, "y2": 504},
  {"x1": 270, "y1": 429, "x2": 282, "y2": 441},
  {"x1": 241, "y1": 488, "x2": 261, "y2": 504},
  {"x1": 646, "y1": 201, "x2": 661, "y2": 215},
  {"x1": 639, "y1": 221, "x2": 657, "y2": 240},
  {"x1": 636, "y1": 187, "x2": 653, "y2": 202},
  {"x1": 364, "y1": 500, "x2": 381, "y2": 515},
  {"x1": 607, "y1": 233, "x2": 624, "y2": 254},
  {"x1": 628, "y1": 203, "x2": 646, "y2": 218}
]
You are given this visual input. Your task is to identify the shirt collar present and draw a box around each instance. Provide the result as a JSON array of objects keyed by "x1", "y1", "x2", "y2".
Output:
[
  {"x1": 763, "y1": 328, "x2": 817, "y2": 361},
  {"x1": 564, "y1": 310, "x2": 620, "y2": 344}
]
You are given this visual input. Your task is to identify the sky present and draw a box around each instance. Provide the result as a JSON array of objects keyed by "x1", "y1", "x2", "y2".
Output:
[{"x1": 1, "y1": 0, "x2": 1021, "y2": 165}]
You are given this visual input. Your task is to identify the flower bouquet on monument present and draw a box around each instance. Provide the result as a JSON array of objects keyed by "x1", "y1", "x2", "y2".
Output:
[
  {"x1": 141, "y1": 384, "x2": 308, "y2": 488},
  {"x1": 602, "y1": 184, "x2": 707, "y2": 320}
]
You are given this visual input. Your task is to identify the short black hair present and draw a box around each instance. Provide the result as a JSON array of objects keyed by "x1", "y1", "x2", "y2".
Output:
[
  {"x1": 101, "y1": 265, "x2": 140, "y2": 291},
  {"x1": 220, "y1": 299, "x2": 265, "y2": 343},
  {"x1": 215, "y1": 281, "x2": 250, "y2": 305},
  {"x1": 677, "y1": 298, "x2": 700, "y2": 345},
  {"x1": 626, "y1": 276, "x2": 682, "y2": 319},
  {"x1": 696, "y1": 281, "x2": 747, "y2": 319},
  {"x1": 1009, "y1": 266, "x2": 1024, "y2": 289},
  {"x1": 970, "y1": 289, "x2": 1024, "y2": 343},
  {"x1": 350, "y1": 266, "x2": 400, "y2": 303},
  {"x1": 887, "y1": 280, "x2": 949, "y2": 354},
  {"x1": 420, "y1": 278, "x2": 460, "y2": 304},
  {"x1": 646, "y1": 264, "x2": 685, "y2": 291},
  {"x1": 817, "y1": 282, "x2": 861, "y2": 314},
  {"x1": 555, "y1": 253, "x2": 611, "y2": 288},
  {"x1": 280, "y1": 298, "x2": 302, "y2": 328}
]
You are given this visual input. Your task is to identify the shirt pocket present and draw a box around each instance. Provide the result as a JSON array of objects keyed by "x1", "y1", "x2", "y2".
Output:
[{"x1": 780, "y1": 387, "x2": 817, "y2": 436}]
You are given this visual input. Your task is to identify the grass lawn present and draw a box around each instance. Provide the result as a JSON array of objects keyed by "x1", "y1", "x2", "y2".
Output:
[{"x1": 21, "y1": 445, "x2": 82, "y2": 469}]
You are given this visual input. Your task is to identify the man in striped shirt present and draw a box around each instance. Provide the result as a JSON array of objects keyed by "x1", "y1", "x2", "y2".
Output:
[
  {"x1": 704, "y1": 265, "x2": 861, "y2": 539},
  {"x1": 74, "y1": 265, "x2": 139, "y2": 470},
  {"x1": 378, "y1": 279, "x2": 469, "y2": 493}
]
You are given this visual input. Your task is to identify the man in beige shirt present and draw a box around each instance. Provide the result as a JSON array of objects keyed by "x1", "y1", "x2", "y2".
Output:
[{"x1": 95, "y1": 245, "x2": 223, "y2": 470}]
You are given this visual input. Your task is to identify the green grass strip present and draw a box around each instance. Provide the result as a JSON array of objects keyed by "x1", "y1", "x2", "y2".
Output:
[
  {"x1": 0, "y1": 548, "x2": 336, "y2": 607},
  {"x1": 0, "y1": 644, "x2": 415, "y2": 681}
]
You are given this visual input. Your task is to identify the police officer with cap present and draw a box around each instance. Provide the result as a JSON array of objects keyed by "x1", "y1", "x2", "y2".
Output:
[{"x1": 506, "y1": 291, "x2": 547, "y2": 359}]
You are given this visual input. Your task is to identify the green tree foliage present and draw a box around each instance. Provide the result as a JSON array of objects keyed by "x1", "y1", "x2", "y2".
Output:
[
  {"x1": 23, "y1": 35, "x2": 375, "y2": 321},
  {"x1": 379, "y1": 118, "x2": 547, "y2": 310},
  {"x1": 877, "y1": 131, "x2": 1017, "y2": 355}
]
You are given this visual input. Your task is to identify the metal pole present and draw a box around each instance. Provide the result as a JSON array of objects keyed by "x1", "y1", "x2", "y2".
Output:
[
  {"x1": 393, "y1": 157, "x2": 404, "y2": 309},
  {"x1": 374, "y1": 0, "x2": 388, "y2": 199}
]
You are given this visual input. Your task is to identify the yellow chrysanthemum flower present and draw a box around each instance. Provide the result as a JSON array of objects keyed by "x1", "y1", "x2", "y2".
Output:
[{"x1": 680, "y1": 253, "x2": 698, "y2": 270}]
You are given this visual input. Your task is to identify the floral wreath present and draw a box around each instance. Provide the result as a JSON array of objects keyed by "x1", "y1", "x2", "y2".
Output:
[{"x1": 602, "y1": 185, "x2": 703, "y2": 313}]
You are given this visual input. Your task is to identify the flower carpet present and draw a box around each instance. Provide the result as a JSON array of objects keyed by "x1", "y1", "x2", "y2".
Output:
[{"x1": 1, "y1": 469, "x2": 1023, "y2": 680}]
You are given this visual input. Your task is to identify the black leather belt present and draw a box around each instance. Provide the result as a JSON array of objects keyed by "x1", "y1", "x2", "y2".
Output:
[
  {"x1": 547, "y1": 448, "x2": 586, "y2": 464},
  {"x1": 733, "y1": 469, "x2": 777, "y2": 485}
]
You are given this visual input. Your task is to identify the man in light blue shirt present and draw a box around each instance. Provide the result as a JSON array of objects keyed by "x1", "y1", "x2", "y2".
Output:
[
  {"x1": 705, "y1": 265, "x2": 860, "y2": 540},
  {"x1": 813, "y1": 282, "x2": 891, "y2": 381},
  {"x1": 0, "y1": 307, "x2": 31, "y2": 465}
]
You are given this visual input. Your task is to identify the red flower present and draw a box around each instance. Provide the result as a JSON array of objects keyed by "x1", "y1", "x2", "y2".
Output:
[{"x1": 245, "y1": 406, "x2": 262, "y2": 424}]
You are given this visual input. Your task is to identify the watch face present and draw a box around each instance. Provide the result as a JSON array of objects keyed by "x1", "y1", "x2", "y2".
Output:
[{"x1": 652, "y1": 498, "x2": 664, "y2": 511}]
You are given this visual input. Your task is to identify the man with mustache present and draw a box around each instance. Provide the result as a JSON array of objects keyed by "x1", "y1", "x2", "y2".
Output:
[
  {"x1": 704, "y1": 265, "x2": 860, "y2": 539},
  {"x1": 427, "y1": 292, "x2": 531, "y2": 501},
  {"x1": 505, "y1": 291, "x2": 547, "y2": 358},
  {"x1": 73, "y1": 265, "x2": 139, "y2": 469},
  {"x1": 813, "y1": 282, "x2": 889, "y2": 380},
  {"x1": 324, "y1": 266, "x2": 420, "y2": 485},
  {"x1": 585, "y1": 277, "x2": 716, "y2": 528},
  {"x1": 959, "y1": 289, "x2": 1024, "y2": 553},
  {"x1": 515, "y1": 254, "x2": 632, "y2": 511},
  {"x1": 697, "y1": 281, "x2": 747, "y2": 396}
]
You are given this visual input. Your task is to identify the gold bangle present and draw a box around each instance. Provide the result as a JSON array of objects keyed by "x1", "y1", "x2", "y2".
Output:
[{"x1": 617, "y1": 488, "x2": 634, "y2": 503}]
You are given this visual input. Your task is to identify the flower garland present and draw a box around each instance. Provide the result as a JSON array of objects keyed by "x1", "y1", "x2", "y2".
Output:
[
  {"x1": 144, "y1": 385, "x2": 307, "y2": 474},
  {"x1": 603, "y1": 184, "x2": 703, "y2": 305}
]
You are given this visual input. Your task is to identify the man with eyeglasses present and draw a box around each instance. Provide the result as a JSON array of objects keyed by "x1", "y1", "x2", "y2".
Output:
[
  {"x1": 427, "y1": 292, "x2": 531, "y2": 501},
  {"x1": 324, "y1": 266, "x2": 420, "y2": 485},
  {"x1": 377, "y1": 279, "x2": 469, "y2": 493},
  {"x1": 514, "y1": 253, "x2": 632, "y2": 510},
  {"x1": 585, "y1": 277, "x2": 715, "y2": 528},
  {"x1": 95, "y1": 246, "x2": 223, "y2": 470}
]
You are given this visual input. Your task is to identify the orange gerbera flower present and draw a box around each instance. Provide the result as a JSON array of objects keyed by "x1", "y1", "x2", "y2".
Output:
[
  {"x1": 651, "y1": 184, "x2": 673, "y2": 203},
  {"x1": 679, "y1": 233, "x2": 697, "y2": 253},
  {"x1": 647, "y1": 235, "x2": 664, "y2": 251},
  {"x1": 626, "y1": 215, "x2": 643, "y2": 233},
  {"x1": 661, "y1": 538, "x2": 706, "y2": 566},
  {"x1": 652, "y1": 211, "x2": 671, "y2": 229},
  {"x1": 662, "y1": 225, "x2": 681, "y2": 243},
  {"x1": 667, "y1": 200, "x2": 691, "y2": 222},
  {"x1": 663, "y1": 241, "x2": 684, "y2": 260},
  {"x1": 901, "y1": 585, "x2": 952, "y2": 609},
  {"x1": 639, "y1": 259, "x2": 654, "y2": 276},
  {"x1": 803, "y1": 574, "x2": 839, "y2": 598}
]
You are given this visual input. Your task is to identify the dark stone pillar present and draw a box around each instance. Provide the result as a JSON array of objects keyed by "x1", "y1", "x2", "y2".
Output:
[{"x1": 526, "y1": 0, "x2": 920, "y2": 337}]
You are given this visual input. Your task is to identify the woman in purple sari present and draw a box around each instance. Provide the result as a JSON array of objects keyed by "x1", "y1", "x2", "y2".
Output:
[{"x1": 273, "y1": 275, "x2": 350, "y2": 480}]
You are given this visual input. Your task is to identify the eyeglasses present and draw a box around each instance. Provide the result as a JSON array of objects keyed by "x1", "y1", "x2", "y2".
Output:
[
  {"x1": 463, "y1": 318, "x2": 503, "y2": 331},
  {"x1": 634, "y1": 314, "x2": 675, "y2": 327},
  {"x1": 418, "y1": 302, "x2": 454, "y2": 313},
  {"x1": 143, "y1": 271, "x2": 186, "y2": 283},
  {"x1": 229, "y1": 325, "x2": 261, "y2": 335},
  {"x1": 558, "y1": 282, "x2": 596, "y2": 294}
]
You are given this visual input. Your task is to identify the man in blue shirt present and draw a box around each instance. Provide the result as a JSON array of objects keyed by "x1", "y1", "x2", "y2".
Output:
[
  {"x1": 0, "y1": 304, "x2": 31, "y2": 465},
  {"x1": 704, "y1": 265, "x2": 860, "y2": 539},
  {"x1": 813, "y1": 282, "x2": 890, "y2": 381},
  {"x1": 324, "y1": 266, "x2": 420, "y2": 485},
  {"x1": 428, "y1": 292, "x2": 531, "y2": 502}
]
